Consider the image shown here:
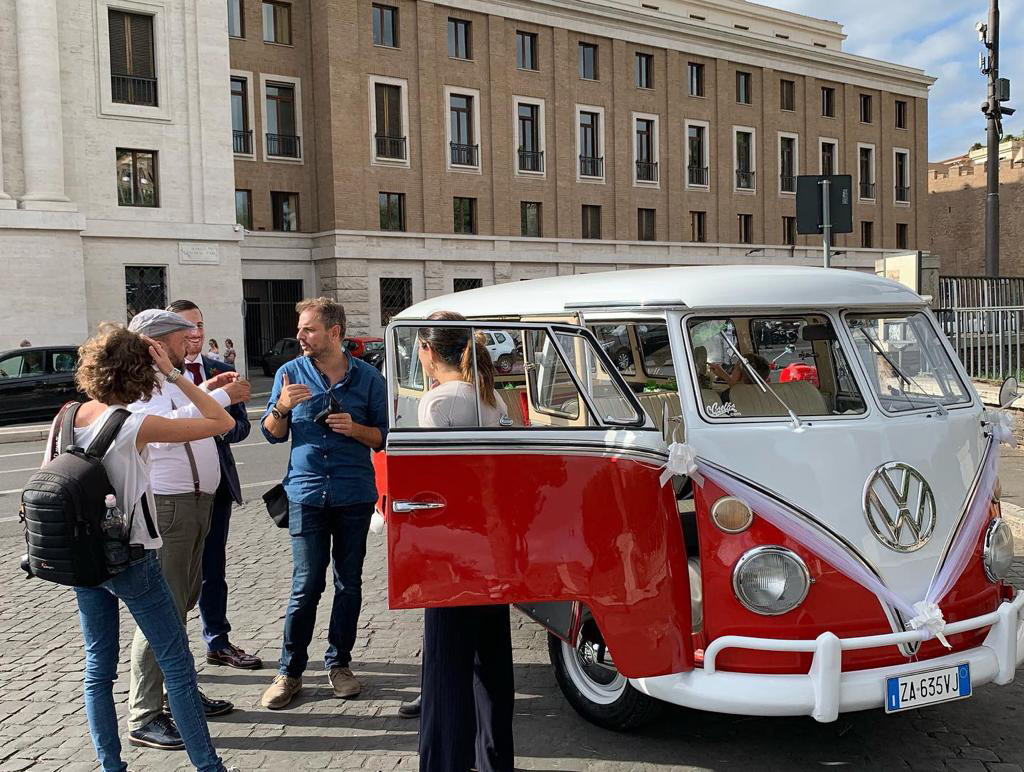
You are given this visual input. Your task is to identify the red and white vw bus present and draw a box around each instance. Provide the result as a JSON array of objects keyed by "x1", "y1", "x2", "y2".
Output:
[{"x1": 378, "y1": 265, "x2": 1022, "y2": 729}]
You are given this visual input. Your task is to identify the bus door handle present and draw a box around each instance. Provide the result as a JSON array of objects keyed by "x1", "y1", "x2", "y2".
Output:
[{"x1": 392, "y1": 500, "x2": 446, "y2": 514}]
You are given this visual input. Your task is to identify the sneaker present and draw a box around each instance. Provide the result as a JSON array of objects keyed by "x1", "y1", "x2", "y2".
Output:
[
  {"x1": 128, "y1": 714, "x2": 184, "y2": 751},
  {"x1": 328, "y1": 667, "x2": 361, "y2": 699},
  {"x1": 261, "y1": 675, "x2": 302, "y2": 710},
  {"x1": 207, "y1": 643, "x2": 262, "y2": 670},
  {"x1": 398, "y1": 694, "x2": 421, "y2": 718}
]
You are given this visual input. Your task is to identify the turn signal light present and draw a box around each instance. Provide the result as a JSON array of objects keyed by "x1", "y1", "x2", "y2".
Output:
[{"x1": 711, "y1": 496, "x2": 754, "y2": 533}]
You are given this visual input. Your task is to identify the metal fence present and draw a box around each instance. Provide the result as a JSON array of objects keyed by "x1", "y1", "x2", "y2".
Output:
[{"x1": 936, "y1": 277, "x2": 1024, "y2": 380}]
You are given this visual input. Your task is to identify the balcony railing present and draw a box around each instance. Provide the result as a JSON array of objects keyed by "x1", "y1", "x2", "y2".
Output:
[
  {"x1": 375, "y1": 135, "x2": 407, "y2": 160},
  {"x1": 518, "y1": 149, "x2": 544, "y2": 173},
  {"x1": 111, "y1": 74, "x2": 158, "y2": 107},
  {"x1": 636, "y1": 160, "x2": 659, "y2": 183},
  {"x1": 895, "y1": 185, "x2": 910, "y2": 203},
  {"x1": 687, "y1": 165, "x2": 709, "y2": 186},
  {"x1": 736, "y1": 169, "x2": 755, "y2": 190},
  {"x1": 450, "y1": 142, "x2": 479, "y2": 166},
  {"x1": 233, "y1": 129, "x2": 253, "y2": 155},
  {"x1": 780, "y1": 174, "x2": 796, "y2": 193},
  {"x1": 267, "y1": 133, "x2": 301, "y2": 158},
  {"x1": 860, "y1": 181, "x2": 876, "y2": 199},
  {"x1": 579, "y1": 155, "x2": 604, "y2": 178}
]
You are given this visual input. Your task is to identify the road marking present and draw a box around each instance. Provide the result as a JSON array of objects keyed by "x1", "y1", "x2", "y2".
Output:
[
  {"x1": 0, "y1": 449, "x2": 45, "y2": 460},
  {"x1": 0, "y1": 466, "x2": 43, "y2": 475}
]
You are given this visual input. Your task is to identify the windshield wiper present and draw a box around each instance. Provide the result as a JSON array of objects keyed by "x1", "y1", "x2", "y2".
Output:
[
  {"x1": 856, "y1": 326, "x2": 947, "y2": 416},
  {"x1": 718, "y1": 332, "x2": 803, "y2": 430}
]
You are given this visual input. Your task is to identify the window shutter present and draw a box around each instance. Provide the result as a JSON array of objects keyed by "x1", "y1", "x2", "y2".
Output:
[
  {"x1": 108, "y1": 11, "x2": 129, "y2": 75},
  {"x1": 129, "y1": 13, "x2": 155, "y2": 78}
]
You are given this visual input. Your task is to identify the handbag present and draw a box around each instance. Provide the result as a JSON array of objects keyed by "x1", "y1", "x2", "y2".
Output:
[{"x1": 262, "y1": 484, "x2": 289, "y2": 528}]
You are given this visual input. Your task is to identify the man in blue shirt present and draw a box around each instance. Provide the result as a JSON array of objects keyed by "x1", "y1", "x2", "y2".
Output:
[{"x1": 259, "y1": 298, "x2": 388, "y2": 711}]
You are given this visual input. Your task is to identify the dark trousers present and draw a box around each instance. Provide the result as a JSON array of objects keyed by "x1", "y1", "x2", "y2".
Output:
[
  {"x1": 278, "y1": 500, "x2": 374, "y2": 677},
  {"x1": 198, "y1": 483, "x2": 234, "y2": 652},
  {"x1": 419, "y1": 605, "x2": 514, "y2": 772}
]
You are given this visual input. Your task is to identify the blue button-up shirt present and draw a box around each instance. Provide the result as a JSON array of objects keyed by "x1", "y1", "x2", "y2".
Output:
[{"x1": 262, "y1": 353, "x2": 388, "y2": 507}]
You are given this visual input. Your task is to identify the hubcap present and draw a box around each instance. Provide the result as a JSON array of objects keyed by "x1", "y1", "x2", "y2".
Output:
[{"x1": 561, "y1": 624, "x2": 626, "y2": 705}]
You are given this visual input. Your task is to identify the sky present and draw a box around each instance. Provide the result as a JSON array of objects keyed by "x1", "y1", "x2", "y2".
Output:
[{"x1": 757, "y1": 0, "x2": 1022, "y2": 160}]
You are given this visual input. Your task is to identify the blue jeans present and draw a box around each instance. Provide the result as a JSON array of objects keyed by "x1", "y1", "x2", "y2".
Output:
[
  {"x1": 74, "y1": 552, "x2": 226, "y2": 772},
  {"x1": 279, "y1": 500, "x2": 374, "y2": 677}
]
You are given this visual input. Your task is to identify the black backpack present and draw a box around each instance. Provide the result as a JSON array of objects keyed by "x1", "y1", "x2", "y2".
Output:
[{"x1": 20, "y1": 402, "x2": 155, "y2": 587}]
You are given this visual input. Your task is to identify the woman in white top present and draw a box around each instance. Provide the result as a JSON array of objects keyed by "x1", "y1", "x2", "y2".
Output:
[
  {"x1": 66, "y1": 322, "x2": 238, "y2": 772},
  {"x1": 414, "y1": 311, "x2": 514, "y2": 772},
  {"x1": 206, "y1": 338, "x2": 225, "y2": 363}
]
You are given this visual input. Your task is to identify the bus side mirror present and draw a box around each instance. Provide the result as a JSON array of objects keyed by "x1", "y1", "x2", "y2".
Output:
[{"x1": 999, "y1": 377, "x2": 1019, "y2": 408}]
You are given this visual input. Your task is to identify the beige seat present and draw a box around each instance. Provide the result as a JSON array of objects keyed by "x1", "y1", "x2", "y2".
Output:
[
  {"x1": 635, "y1": 391, "x2": 681, "y2": 441},
  {"x1": 495, "y1": 387, "x2": 526, "y2": 426},
  {"x1": 728, "y1": 384, "x2": 785, "y2": 417},
  {"x1": 773, "y1": 381, "x2": 828, "y2": 415},
  {"x1": 727, "y1": 381, "x2": 828, "y2": 418}
]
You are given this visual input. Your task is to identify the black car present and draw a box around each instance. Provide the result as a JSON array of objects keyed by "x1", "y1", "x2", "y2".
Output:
[
  {"x1": 261, "y1": 338, "x2": 301, "y2": 376},
  {"x1": 0, "y1": 346, "x2": 84, "y2": 425}
]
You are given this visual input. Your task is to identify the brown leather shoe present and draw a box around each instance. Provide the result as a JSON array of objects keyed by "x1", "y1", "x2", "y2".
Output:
[
  {"x1": 261, "y1": 675, "x2": 302, "y2": 710},
  {"x1": 207, "y1": 643, "x2": 262, "y2": 670},
  {"x1": 328, "y1": 667, "x2": 361, "y2": 699}
]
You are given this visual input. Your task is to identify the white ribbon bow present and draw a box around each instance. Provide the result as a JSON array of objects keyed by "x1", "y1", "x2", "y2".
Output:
[
  {"x1": 659, "y1": 442, "x2": 703, "y2": 487},
  {"x1": 907, "y1": 600, "x2": 951, "y2": 649},
  {"x1": 987, "y1": 409, "x2": 1018, "y2": 447}
]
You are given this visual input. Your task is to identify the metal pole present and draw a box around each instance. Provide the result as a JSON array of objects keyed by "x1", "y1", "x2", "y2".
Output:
[
  {"x1": 821, "y1": 178, "x2": 832, "y2": 268},
  {"x1": 984, "y1": 0, "x2": 1000, "y2": 276}
]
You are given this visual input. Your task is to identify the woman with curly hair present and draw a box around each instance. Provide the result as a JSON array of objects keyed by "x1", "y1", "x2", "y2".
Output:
[{"x1": 60, "y1": 319, "x2": 239, "y2": 772}]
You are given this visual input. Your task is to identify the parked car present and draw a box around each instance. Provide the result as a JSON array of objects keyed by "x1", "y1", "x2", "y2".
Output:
[
  {"x1": 482, "y1": 330, "x2": 518, "y2": 374},
  {"x1": 0, "y1": 346, "x2": 83, "y2": 425},
  {"x1": 344, "y1": 336, "x2": 384, "y2": 359},
  {"x1": 262, "y1": 336, "x2": 386, "y2": 376}
]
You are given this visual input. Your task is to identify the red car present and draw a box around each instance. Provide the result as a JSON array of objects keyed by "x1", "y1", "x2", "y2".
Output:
[{"x1": 344, "y1": 336, "x2": 384, "y2": 359}]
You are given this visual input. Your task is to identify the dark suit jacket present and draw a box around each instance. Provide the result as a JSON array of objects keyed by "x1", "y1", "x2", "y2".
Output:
[{"x1": 203, "y1": 356, "x2": 251, "y2": 504}]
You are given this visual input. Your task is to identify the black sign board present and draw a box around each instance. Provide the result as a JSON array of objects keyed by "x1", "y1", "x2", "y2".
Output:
[{"x1": 796, "y1": 175, "x2": 853, "y2": 235}]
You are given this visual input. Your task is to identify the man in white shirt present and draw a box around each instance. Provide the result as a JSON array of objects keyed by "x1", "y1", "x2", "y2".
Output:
[{"x1": 124, "y1": 309, "x2": 250, "y2": 751}]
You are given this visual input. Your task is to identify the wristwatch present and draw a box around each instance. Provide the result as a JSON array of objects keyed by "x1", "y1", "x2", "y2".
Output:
[
  {"x1": 271, "y1": 403, "x2": 290, "y2": 420},
  {"x1": 165, "y1": 367, "x2": 182, "y2": 383}
]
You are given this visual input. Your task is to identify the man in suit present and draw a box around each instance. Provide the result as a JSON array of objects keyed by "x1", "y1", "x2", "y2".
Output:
[{"x1": 167, "y1": 300, "x2": 262, "y2": 671}]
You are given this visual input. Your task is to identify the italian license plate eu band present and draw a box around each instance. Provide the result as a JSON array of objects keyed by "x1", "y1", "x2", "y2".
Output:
[{"x1": 885, "y1": 662, "x2": 971, "y2": 713}]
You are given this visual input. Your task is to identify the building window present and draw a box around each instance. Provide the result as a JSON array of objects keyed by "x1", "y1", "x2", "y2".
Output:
[
  {"x1": 738, "y1": 213, "x2": 753, "y2": 244},
  {"x1": 821, "y1": 86, "x2": 835, "y2": 117},
  {"x1": 372, "y1": 4, "x2": 398, "y2": 47},
  {"x1": 780, "y1": 79, "x2": 795, "y2": 111},
  {"x1": 579, "y1": 110, "x2": 602, "y2": 177},
  {"x1": 896, "y1": 223, "x2": 909, "y2": 250},
  {"x1": 125, "y1": 266, "x2": 167, "y2": 322},
  {"x1": 687, "y1": 122, "x2": 708, "y2": 187},
  {"x1": 516, "y1": 31, "x2": 537, "y2": 70},
  {"x1": 635, "y1": 117, "x2": 657, "y2": 183},
  {"x1": 636, "y1": 53, "x2": 653, "y2": 89},
  {"x1": 108, "y1": 10, "x2": 157, "y2": 106},
  {"x1": 448, "y1": 18, "x2": 471, "y2": 59},
  {"x1": 379, "y1": 192, "x2": 405, "y2": 231},
  {"x1": 582, "y1": 205, "x2": 601, "y2": 239},
  {"x1": 895, "y1": 150, "x2": 910, "y2": 203},
  {"x1": 453, "y1": 197, "x2": 476, "y2": 234},
  {"x1": 521, "y1": 202, "x2": 542, "y2": 237},
  {"x1": 235, "y1": 189, "x2": 252, "y2": 229},
  {"x1": 735, "y1": 129, "x2": 754, "y2": 190},
  {"x1": 820, "y1": 140, "x2": 837, "y2": 176},
  {"x1": 228, "y1": 0, "x2": 244, "y2": 38},
  {"x1": 265, "y1": 82, "x2": 300, "y2": 158},
  {"x1": 637, "y1": 208, "x2": 656, "y2": 241},
  {"x1": 688, "y1": 62, "x2": 705, "y2": 97},
  {"x1": 861, "y1": 221, "x2": 874, "y2": 248},
  {"x1": 782, "y1": 216, "x2": 796, "y2": 246},
  {"x1": 736, "y1": 71, "x2": 752, "y2": 104},
  {"x1": 449, "y1": 93, "x2": 478, "y2": 167},
  {"x1": 116, "y1": 148, "x2": 158, "y2": 207},
  {"x1": 231, "y1": 77, "x2": 252, "y2": 154},
  {"x1": 374, "y1": 82, "x2": 406, "y2": 160},
  {"x1": 517, "y1": 102, "x2": 543, "y2": 173},
  {"x1": 271, "y1": 191, "x2": 298, "y2": 231},
  {"x1": 860, "y1": 94, "x2": 873, "y2": 123},
  {"x1": 895, "y1": 99, "x2": 907, "y2": 129},
  {"x1": 380, "y1": 277, "x2": 412, "y2": 326},
  {"x1": 454, "y1": 278, "x2": 483, "y2": 292},
  {"x1": 262, "y1": 1, "x2": 291, "y2": 44},
  {"x1": 859, "y1": 145, "x2": 875, "y2": 199},
  {"x1": 779, "y1": 135, "x2": 797, "y2": 193},
  {"x1": 690, "y1": 211, "x2": 707, "y2": 243},
  {"x1": 579, "y1": 43, "x2": 598, "y2": 80}
]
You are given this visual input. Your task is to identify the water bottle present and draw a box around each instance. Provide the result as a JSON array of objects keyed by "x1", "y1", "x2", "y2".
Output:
[{"x1": 102, "y1": 494, "x2": 130, "y2": 574}]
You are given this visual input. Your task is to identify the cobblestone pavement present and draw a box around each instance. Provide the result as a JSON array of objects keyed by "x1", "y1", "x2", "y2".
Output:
[{"x1": 2, "y1": 501, "x2": 1024, "y2": 771}]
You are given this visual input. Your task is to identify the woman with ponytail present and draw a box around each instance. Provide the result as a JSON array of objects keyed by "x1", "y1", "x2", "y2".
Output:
[{"x1": 414, "y1": 311, "x2": 515, "y2": 772}]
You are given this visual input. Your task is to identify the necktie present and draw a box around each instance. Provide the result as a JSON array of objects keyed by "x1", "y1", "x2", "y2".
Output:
[{"x1": 185, "y1": 362, "x2": 202, "y2": 385}]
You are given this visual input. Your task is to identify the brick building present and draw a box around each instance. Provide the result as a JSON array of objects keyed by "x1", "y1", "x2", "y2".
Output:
[{"x1": 230, "y1": 0, "x2": 935, "y2": 358}]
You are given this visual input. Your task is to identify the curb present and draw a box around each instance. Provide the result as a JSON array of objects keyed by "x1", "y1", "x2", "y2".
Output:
[{"x1": 999, "y1": 501, "x2": 1024, "y2": 542}]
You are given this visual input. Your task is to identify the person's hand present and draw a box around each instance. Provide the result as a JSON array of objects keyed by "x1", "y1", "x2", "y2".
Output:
[
  {"x1": 276, "y1": 373, "x2": 312, "y2": 412},
  {"x1": 143, "y1": 335, "x2": 174, "y2": 377},
  {"x1": 325, "y1": 412, "x2": 354, "y2": 436},
  {"x1": 203, "y1": 371, "x2": 239, "y2": 391},
  {"x1": 223, "y1": 378, "x2": 251, "y2": 405}
]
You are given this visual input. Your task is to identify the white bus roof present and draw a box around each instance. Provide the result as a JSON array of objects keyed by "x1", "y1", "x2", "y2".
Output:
[{"x1": 397, "y1": 265, "x2": 926, "y2": 319}]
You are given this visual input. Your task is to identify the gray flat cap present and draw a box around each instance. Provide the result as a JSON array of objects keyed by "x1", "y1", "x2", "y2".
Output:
[{"x1": 128, "y1": 308, "x2": 196, "y2": 337}]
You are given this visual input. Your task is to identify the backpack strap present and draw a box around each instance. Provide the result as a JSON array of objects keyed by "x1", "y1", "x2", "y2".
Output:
[
  {"x1": 137, "y1": 494, "x2": 158, "y2": 540},
  {"x1": 84, "y1": 408, "x2": 132, "y2": 459},
  {"x1": 54, "y1": 401, "x2": 81, "y2": 459}
]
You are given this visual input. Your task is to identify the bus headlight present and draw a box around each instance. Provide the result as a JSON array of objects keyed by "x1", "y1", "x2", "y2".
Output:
[
  {"x1": 711, "y1": 496, "x2": 753, "y2": 533},
  {"x1": 732, "y1": 546, "x2": 811, "y2": 615},
  {"x1": 983, "y1": 518, "x2": 1014, "y2": 582}
]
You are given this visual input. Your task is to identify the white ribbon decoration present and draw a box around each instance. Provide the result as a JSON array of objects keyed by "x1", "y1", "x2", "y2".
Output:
[
  {"x1": 986, "y1": 409, "x2": 1018, "y2": 447},
  {"x1": 907, "y1": 601, "x2": 951, "y2": 649},
  {"x1": 659, "y1": 442, "x2": 703, "y2": 487}
]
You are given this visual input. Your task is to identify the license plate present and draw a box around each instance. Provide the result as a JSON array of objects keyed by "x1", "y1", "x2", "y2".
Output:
[{"x1": 885, "y1": 663, "x2": 971, "y2": 713}]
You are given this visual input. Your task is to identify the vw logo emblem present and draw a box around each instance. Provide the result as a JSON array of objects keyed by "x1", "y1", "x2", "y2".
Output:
[{"x1": 863, "y1": 462, "x2": 937, "y2": 552}]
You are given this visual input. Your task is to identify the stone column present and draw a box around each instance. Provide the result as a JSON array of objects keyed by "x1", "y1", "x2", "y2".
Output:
[{"x1": 15, "y1": 0, "x2": 70, "y2": 206}]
